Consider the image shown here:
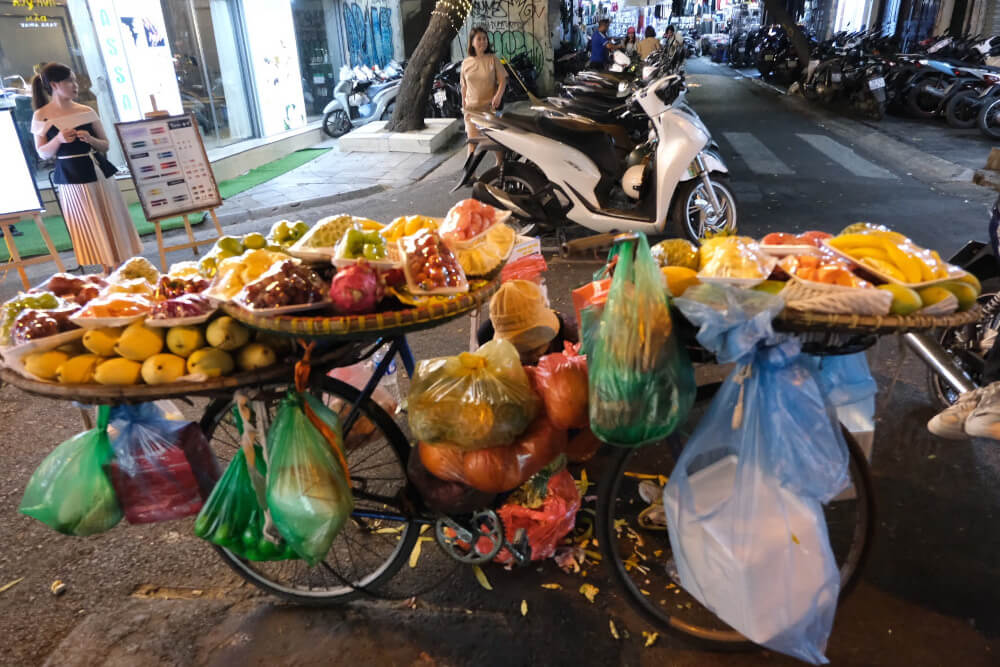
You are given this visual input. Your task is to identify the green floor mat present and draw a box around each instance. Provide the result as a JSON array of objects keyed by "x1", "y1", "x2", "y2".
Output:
[{"x1": 1, "y1": 148, "x2": 330, "y2": 263}]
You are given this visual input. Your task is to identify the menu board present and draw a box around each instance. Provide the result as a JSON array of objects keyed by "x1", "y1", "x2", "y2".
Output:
[
  {"x1": 115, "y1": 114, "x2": 221, "y2": 221},
  {"x1": 0, "y1": 109, "x2": 43, "y2": 217}
]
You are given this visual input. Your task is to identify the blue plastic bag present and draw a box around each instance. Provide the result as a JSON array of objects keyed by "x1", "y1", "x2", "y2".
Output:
[{"x1": 665, "y1": 285, "x2": 850, "y2": 664}]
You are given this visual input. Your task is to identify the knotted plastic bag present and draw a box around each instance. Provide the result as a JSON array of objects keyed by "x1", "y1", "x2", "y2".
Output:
[
  {"x1": 583, "y1": 233, "x2": 695, "y2": 445},
  {"x1": 408, "y1": 339, "x2": 539, "y2": 450},
  {"x1": 20, "y1": 405, "x2": 123, "y2": 536},
  {"x1": 666, "y1": 285, "x2": 850, "y2": 664},
  {"x1": 266, "y1": 392, "x2": 353, "y2": 566}
]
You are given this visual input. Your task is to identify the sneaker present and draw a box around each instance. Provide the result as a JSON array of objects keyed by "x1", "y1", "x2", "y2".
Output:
[
  {"x1": 927, "y1": 386, "x2": 988, "y2": 439},
  {"x1": 963, "y1": 381, "x2": 1000, "y2": 439}
]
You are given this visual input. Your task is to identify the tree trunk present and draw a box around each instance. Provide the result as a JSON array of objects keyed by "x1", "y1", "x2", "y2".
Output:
[
  {"x1": 762, "y1": 0, "x2": 811, "y2": 67},
  {"x1": 386, "y1": 2, "x2": 467, "y2": 132}
]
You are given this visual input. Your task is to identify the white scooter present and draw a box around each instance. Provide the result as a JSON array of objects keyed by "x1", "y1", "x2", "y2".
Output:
[
  {"x1": 322, "y1": 62, "x2": 403, "y2": 138},
  {"x1": 454, "y1": 74, "x2": 736, "y2": 242}
]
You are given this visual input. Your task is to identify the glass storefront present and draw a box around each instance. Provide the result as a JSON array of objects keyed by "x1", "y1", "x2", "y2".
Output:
[{"x1": 3, "y1": 0, "x2": 355, "y2": 187}]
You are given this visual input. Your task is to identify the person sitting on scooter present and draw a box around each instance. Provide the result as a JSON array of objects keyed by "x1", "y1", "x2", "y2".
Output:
[
  {"x1": 590, "y1": 19, "x2": 615, "y2": 70},
  {"x1": 624, "y1": 27, "x2": 638, "y2": 56},
  {"x1": 461, "y1": 27, "x2": 507, "y2": 157},
  {"x1": 638, "y1": 25, "x2": 661, "y2": 60},
  {"x1": 476, "y1": 280, "x2": 578, "y2": 365}
]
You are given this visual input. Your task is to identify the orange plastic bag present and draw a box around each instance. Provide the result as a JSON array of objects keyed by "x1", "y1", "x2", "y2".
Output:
[
  {"x1": 533, "y1": 343, "x2": 589, "y2": 429},
  {"x1": 571, "y1": 278, "x2": 611, "y2": 327}
]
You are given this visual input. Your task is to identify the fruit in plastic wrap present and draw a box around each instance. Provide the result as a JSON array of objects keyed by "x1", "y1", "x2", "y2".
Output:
[
  {"x1": 456, "y1": 224, "x2": 516, "y2": 276},
  {"x1": 114, "y1": 321, "x2": 164, "y2": 361},
  {"x1": 297, "y1": 215, "x2": 381, "y2": 248},
  {"x1": 150, "y1": 294, "x2": 214, "y2": 320},
  {"x1": 662, "y1": 266, "x2": 701, "y2": 297},
  {"x1": 11, "y1": 307, "x2": 77, "y2": 345},
  {"x1": 440, "y1": 199, "x2": 503, "y2": 244},
  {"x1": 779, "y1": 254, "x2": 869, "y2": 288},
  {"x1": 109, "y1": 257, "x2": 160, "y2": 285},
  {"x1": 336, "y1": 228, "x2": 387, "y2": 260},
  {"x1": 187, "y1": 348, "x2": 235, "y2": 377},
  {"x1": 155, "y1": 275, "x2": 210, "y2": 300},
  {"x1": 381, "y1": 215, "x2": 439, "y2": 243},
  {"x1": 533, "y1": 343, "x2": 589, "y2": 429},
  {"x1": 1, "y1": 292, "x2": 63, "y2": 345},
  {"x1": 74, "y1": 293, "x2": 152, "y2": 319},
  {"x1": 206, "y1": 316, "x2": 250, "y2": 351},
  {"x1": 408, "y1": 339, "x2": 540, "y2": 450},
  {"x1": 235, "y1": 261, "x2": 327, "y2": 310},
  {"x1": 698, "y1": 237, "x2": 774, "y2": 279},
  {"x1": 828, "y1": 232, "x2": 951, "y2": 283},
  {"x1": 400, "y1": 229, "x2": 467, "y2": 293},
  {"x1": 329, "y1": 261, "x2": 383, "y2": 314},
  {"x1": 32, "y1": 273, "x2": 104, "y2": 306},
  {"x1": 650, "y1": 239, "x2": 700, "y2": 270}
]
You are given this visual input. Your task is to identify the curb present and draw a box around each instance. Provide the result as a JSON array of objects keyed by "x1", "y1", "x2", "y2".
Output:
[
  {"x1": 730, "y1": 67, "x2": 977, "y2": 186},
  {"x1": 213, "y1": 184, "x2": 389, "y2": 227}
]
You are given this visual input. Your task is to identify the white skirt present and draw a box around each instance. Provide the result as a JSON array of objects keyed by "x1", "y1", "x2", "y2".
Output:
[{"x1": 57, "y1": 164, "x2": 143, "y2": 268}]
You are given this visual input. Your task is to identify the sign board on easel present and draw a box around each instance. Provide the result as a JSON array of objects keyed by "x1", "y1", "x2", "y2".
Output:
[
  {"x1": 0, "y1": 109, "x2": 65, "y2": 288},
  {"x1": 114, "y1": 112, "x2": 224, "y2": 269}
]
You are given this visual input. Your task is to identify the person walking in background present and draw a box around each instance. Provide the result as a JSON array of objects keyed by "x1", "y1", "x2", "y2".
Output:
[
  {"x1": 461, "y1": 27, "x2": 507, "y2": 157},
  {"x1": 589, "y1": 18, "x2": 615, "y2": 70},
  {"x1": 624, "y1": 27, "x2": 638, "y2": 56},
  {"x1": 31, "y1": 62, "x2": 141, "y2": 273},
  {"x1": 637, "y1": 25, "x2": 661, "y2": 60},
  {"x1": 663, "y1": 24, "x2": 684, "y2": 59}
]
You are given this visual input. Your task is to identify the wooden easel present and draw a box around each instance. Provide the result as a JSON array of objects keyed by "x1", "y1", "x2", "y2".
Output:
[
  {"x1": 141, "y1": 99, "x2": 224, "y2": 270},
  {"x1": 1, "y1": 211, "x2": 65, "y2": 289},
  {"x1": 150, "y1": 207, "x2": 224, "y2": 271}
]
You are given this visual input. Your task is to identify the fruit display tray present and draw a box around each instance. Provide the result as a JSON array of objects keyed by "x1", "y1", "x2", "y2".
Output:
[
  {"x1": 775, "y1": 304, "x2": 981, "y2": 334},
  {"x1": 220, "y1": 274, "x2": 501, "y2": 340},
  {"x1": 0, "y1": 346, "x2": 366, "y2": 405}
]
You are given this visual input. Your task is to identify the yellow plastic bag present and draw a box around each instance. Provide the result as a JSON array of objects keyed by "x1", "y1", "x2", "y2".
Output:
[{"x1": 408, "y1": 339, "x2": 539, "y2": 450}]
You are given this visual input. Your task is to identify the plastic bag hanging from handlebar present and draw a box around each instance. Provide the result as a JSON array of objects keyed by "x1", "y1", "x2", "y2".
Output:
[{"x1": 582, "y1": 232, "x2": 695, "y2": 446}]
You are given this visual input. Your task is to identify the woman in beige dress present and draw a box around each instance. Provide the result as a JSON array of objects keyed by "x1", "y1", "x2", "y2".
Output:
[
  {"x1": 31, "y1": 62, "x2": 142, "y2": 273},
  {"x1": 461, "y1": 27, "x2": 507, "y2": 156}
]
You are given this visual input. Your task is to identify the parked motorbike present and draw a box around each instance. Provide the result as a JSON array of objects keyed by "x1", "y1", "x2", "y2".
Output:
[
  {"x1": 322, "y1": 61, "x2": 403, "y2": 138},
  {"x1": 429, "y1": 60, "x2": 462, "y2": 119},
  {"x1": 799, "y1": 31, "x2": 889, "y2": 120},
  {"x1": 453, "y1": 73, "x2": 736, "y2": 244},
  {"x1": 756, "y1": 24, "x2": 811, "y2": 85}
]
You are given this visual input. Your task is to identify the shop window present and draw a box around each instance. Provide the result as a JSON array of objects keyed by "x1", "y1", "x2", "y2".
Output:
[
  {"x1": 0, "y1": 1, "x2": 96, "y2": 181},
  {"x1": 159, "y1": 0, "x2": 253, "y2": 150},
  {"x1": 292, "y1": 0, "x2": 335, "y2": 119}
]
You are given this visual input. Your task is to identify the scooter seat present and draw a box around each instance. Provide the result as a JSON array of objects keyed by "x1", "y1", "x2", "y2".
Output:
[{"x1": 367, "y1": 81, "x2": 396, "y2": 96}]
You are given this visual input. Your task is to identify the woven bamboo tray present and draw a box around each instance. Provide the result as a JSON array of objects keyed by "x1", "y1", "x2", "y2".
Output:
[
  {"x1": 220, "y1": 276, "x2": 501, "y2": 340},
  {"x1": 775, "y1": 305, "x2": 982, "y2": 334},
  {"x1": 0, "y1": 345, "x2": 366, "y2": 405}
]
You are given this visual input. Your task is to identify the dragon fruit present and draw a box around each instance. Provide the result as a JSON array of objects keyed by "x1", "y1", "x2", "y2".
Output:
[{"x1": 329, "y1": 261, "x2": 383, "y2": 315}]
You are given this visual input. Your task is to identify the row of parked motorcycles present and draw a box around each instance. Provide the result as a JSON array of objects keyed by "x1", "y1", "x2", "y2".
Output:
[
  {"x1": 727, "y1": 24, "x2": 1000, "y2": 135},
  {"x1": 452, "y1": 48, "x2": 737, "y2": 244},
  {"x1": 321, "y1": 55, "x2": 541, "y2": 138}
]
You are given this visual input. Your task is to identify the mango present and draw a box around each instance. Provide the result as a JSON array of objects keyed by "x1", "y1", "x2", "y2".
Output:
[
  {"x1": 82, "y1": 327, "x2": 124, "y2": 356},
  {"x1": 956, "y1": 272, "x2": 982, "y2": 296},
  {"x1": 237, "y1": 343, "x2": 277, "y2": 371},
  {"x1": 94, "y1": 357, "x2": 142, "y2": 385},
  {"x1": 23, "y1": 350, "x2": 70, "y2": 380},
  {"x1": 753, "y1": 280, "x2": 786, "y2": 295},
  {"x1": 114, "y1": 321, "x2": 164, "y2": 362},
  {"x1": 917, "y1": 286, "x2": 958, "y2": 312},
  {"x1": 166, "y1": 325, "x2": 206, "y2": 358},
  {"x1": 141, "y1": 353, "x2": 187, "y2": 385},
  {"x1": 937, "y1": 281, "x2": 978, "y2": 312},
  {"x1": 878, "y1": 284, "x2": 922, "y2": 315},
  {"x1": 187, "y1": 348, "x2": 234, "y2": 377},
  {"x1": 56, "y1": 354, "x2": 104, "y2": 384},
  {"x1": 206, "y1": 316, "x2": 250, "y2": 351},
  {"x1": 661, "y1": 266, "x2": 700, "y2": 297}
]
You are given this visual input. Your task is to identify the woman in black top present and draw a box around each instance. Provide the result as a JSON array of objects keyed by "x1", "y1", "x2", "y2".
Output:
[{"x1": 31, "y1": 63, "x2": 142, "y2": 272}]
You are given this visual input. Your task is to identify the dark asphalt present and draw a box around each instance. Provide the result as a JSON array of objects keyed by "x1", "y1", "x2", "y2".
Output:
[{"x1": 2, "y1": 57, "x2": 999, "y2": 666}]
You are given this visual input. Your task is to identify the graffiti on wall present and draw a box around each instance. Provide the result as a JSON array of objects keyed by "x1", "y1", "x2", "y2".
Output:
[
  {"x1": 344, "y1": 0, "x2": 394, "y2": 68},
  {"x1": 468, "y1": 0, "x2": 546, "y2": 73}
]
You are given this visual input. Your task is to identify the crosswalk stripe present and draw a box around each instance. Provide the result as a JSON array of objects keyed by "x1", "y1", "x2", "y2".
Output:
[
  {"x1": 795, "y1": 133, "x2": 896, "y2": 179},
  {"x1": 721, "y1": 131, "x2": 794, "y2": 175}
]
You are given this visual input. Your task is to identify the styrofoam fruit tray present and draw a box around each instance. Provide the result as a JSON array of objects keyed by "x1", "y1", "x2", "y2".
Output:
[
  {"x1": 823, "y1": 241, "x2": 968, "y2": 289},
  {"x1": 69, "y1": 312, "x2": 147, "y2": 329},
  {"x1": 782, "y1": 276, "x2": 893, "y2": 316},
  {"x1": 146, "y1": 310, "x2": 217, "y2": 328},
  {"x1": 441, "y1": 210, "x2": 514, "y2": 250},
  {"x1": 331, "y1": 244, "x2": 403, "y2": 271},
  {"x1": 398, "y1": 239, "x2": 469, "y2": 296},
  {"x1": 0, "y1": 328, "x2": 86, "y2": 367}
]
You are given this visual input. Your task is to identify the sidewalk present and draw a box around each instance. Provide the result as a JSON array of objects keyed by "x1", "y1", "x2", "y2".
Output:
[{"x1": 0, "y1": 136, "x2": 463, "y2": 300}]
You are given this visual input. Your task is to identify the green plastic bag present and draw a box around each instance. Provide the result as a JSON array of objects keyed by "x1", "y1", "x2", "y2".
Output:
[
  {"x1": 193, "y1": 427, "x2": 297, "y2": 561},
  {"x1": 266, "y1": 392, "x2": 353, "y2": 566},
  {"x1": 20, "y1": 406, "x2": 123, "y2": 536},
  {"x1": 583, "y1": 233, "x2": 695, "y2": 446}
]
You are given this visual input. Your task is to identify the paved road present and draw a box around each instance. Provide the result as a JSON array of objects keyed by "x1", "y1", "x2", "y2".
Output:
[{"x1": 2, "y1": 58, "x2": 999, "y2": 667}]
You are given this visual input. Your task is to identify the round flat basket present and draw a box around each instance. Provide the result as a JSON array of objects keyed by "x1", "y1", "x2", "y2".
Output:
[
  {"x1": 781, "y1": 277, "x2": 893, "y2": 316},
  {"x1": 220, "y1": 276, "x2": 501, "y2": 340},
  {"x1": 776, "y1": 305, "x2": 981, "y2": 335}
]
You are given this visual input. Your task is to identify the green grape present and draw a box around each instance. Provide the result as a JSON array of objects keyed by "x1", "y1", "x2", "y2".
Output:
[{"x1": 1, "y1": 291, "x2": 60, "y2": 344}]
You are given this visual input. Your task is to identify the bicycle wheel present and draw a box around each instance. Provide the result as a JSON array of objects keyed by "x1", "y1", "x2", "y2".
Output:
[
  {"x1": 596, "y1": 387, "x2": 876, "y2": 650},
  {"x1": 200, "y1": 376, "x2": 420, "y2": 605}
]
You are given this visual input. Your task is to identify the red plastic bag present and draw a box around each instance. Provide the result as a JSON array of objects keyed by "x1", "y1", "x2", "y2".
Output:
[
  {"x1": 501, "y1": 254, "x2": 547, "y2": 284},
  {"x1": 109, "y1": 404, "x2": 219, "y2": 524},
  {"x1": 494, "y1": 469, "x2": 581, "y2": 564},
  {"x1": 418, "y1": 415, "x2": 568, "y2": 494},
  {"x1": 534, "y1": 343, "x2": 589, "y2": 429},
  {"x1": 566, "y1": 427, "x2": 602, "y2": 462},
  {"x1": 407, "y1": 447, "x2": 495, "y2": 514}
]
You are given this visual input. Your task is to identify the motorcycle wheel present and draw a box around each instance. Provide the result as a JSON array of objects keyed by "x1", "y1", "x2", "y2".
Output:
[
  {"x1": 906, "y1": 75, "x2": 948, "y2": 119},
  {"x1": 479, "y1": 162, "x2": 547, "y2": 199},
  {"x1": 945, "y1": 89, "x2": 981, "y2": 129},
  {"x1": 323, "y1": 110, "x2": 352, "y2": 138},
  {"x1": 671, "y1": 176, "x2": 738, "y2": 243},
  {"x1": 978, "y1": 97, "x2": 1000, "y2": 139}
]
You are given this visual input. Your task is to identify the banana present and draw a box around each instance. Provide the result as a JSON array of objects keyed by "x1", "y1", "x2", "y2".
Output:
[
  {"x1": 929, "y1": 250, "x2": 949, "y2": 278},
  {"x1": 859, "y1": 256, "x2": 907, "y2": 282},
  {"x1": 844, "y1": 246, "x2": 892, "y2": 262}
]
